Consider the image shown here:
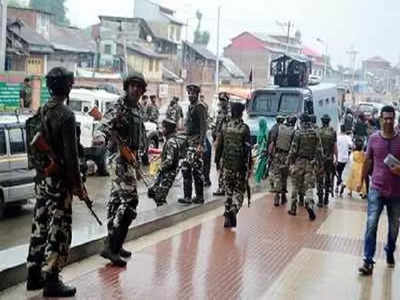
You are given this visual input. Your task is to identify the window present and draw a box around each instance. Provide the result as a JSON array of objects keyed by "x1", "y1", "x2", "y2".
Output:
[
  {"x1": 0, "y1": 129, "x2": 6, "y2": 156},
  {"x1": 325, "y1": 98, "x2": 329, "y2": 104},
  {"x1": 279, "y1": 93, "x2": 301, "y2": 114},
  {"x1": 331, "y1": 97, "x2": 336, "y2": 103},
  {"x1": 149, "y1": 59, "x2": 154, "y2": 72},
  {"x1": 251, "y1": 93, "x2": 279, "y2": 115},
  {"x1": 319, "y1": 100, "x2": 323, "y2": 107},
  {"x1": 104, "y1": 44, "x2": 112, "y2": 55},
  {"x1": 169, "y1": 26, "x2": 175, "y2": 40},
  {"x1": 8, "y1": 128, "x2": 25, "y2": 154},
  {"x1": 176, "y1": 27, "x2": 181, "y2": 42}
]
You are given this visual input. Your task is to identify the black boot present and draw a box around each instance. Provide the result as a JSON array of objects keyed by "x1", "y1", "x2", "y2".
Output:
[
  {"x1": 298, "y1": 194, "x2": 304, "y2": 207},
  {"x1": 223, "y1": 211, "x2": 232, "y2": 228},
  {"x1": 274, "y1": 193, "x2": 280, "y2": 207},
  {"x1": 178, "y1": 197, "x2": 192, "y2": 204},
  {"x1": 281, "y1": 193, "x2": 287, "y2": 205},
  {"x1": 43, "y1": 273, "x2": 76, "y2": 297},
  {"x1": 288, "y1": 202, "x2": 297, "y2": 216},
  {"x1": 118, "y1": 226, "x2": 132, "y2": 258},
  {"x1": 306, "y1": 203, "x2": 316, "y2": 221},
  {"x1": 324, "y1": 193, "x2": 329, "y2": 206},
  {"x1": 27, "y1": 266, "x2": 44, "y2": 291},
  {"x1": 192, "y1": 197, "x2": 205, "y2": 204},
  {"x1": 317, "y1": 195, "x2": 323, "y2": 208},
  {"x1": 213, "y1": 189, "x2": 225, "y2": 196},
  {"x1": 229, "y1": 207, "x2": 238, "y2": 228},
  {"x1": 340, "y1": 184, "x2": 345, "y2": 197},
  {"x1": 100, "y1": 236, "x2": 127, "y2": 267}
]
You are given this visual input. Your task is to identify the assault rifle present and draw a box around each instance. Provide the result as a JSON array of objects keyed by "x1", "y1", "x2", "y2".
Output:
[{"x1": 30, "y1": 132, "x2": 103, "y2": 226}]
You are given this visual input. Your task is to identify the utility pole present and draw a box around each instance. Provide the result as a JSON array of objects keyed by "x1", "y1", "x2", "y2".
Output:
[
  {"x1": 215, "y1": 6, "x2": 221, "y2": 94},
  {"x1": 0, "y1": 0, "x2": 7, "y2": 72},
  {"x1": 347, "y1": 46, "x2": 358, "y2": 105},
  {"x1": 316, "y1": 38, "x2": 328, "y2": 79},
  {"x1": 276, "y1": 20, "x2": 292, "y2": 55}
]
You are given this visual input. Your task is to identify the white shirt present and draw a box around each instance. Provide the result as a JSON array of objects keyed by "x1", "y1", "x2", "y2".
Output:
[{"x1": 337, "y1": 134, "x2": 353, "y2": 163}]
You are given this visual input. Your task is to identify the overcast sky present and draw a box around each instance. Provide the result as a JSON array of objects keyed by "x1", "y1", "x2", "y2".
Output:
[{"x1": 66, "y1": 0, "x2": 400, "y2": 69}]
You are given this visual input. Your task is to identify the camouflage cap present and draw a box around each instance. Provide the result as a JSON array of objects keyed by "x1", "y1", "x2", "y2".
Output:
[
  {"x1": 299, "y1": 113, "x2": 311, "y2": 123},
  {"x1": 321, "y1": 114, "x2": 331, "y2": 121},
  {"x1": 218, "y1": 92, "x2": 229, "y2": 101}
]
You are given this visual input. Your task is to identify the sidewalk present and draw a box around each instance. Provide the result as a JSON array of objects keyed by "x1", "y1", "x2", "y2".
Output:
[{"x1": 1, "y1": 193, "x2": 399, "y2": 300}]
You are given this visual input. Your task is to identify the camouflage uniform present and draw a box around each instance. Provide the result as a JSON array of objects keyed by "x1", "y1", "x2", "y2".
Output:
[
  {"x1": 20, "y1": 83, "x2": 32, "y2": 108},
  {"x1": 146, "y1": 103, "x2": 159, "y2": 123},
  {"x1": 316, "y1": 125, "x2": 337, "y2": 206},
  {"x1": 148, "y1": 132, "x2": 181, "y2": 206},
  {"x1": 287, "y1": 116, "x2": 323, "y2": 220},
  {"x1": 270, "y1": 123, "x2": 295, "y2": 205},
  {"x1": 102, "y1": 95, "x2": 145, "y2": 258},
  {"x1": 166, "y1": 98, "x2": 183, "y2": 124},
  {"x1": 215, "y1": 116, "x2": 251, "y2": 228},
  {"x1": 27, "y1": 95, "x2": 82, "y2": 293},
  {"x1": 212, "y1": 101, "x2": 231, "y2": 195},
  {"x1": 179, "y1": 86, "x2": 207, "y2": 204}
]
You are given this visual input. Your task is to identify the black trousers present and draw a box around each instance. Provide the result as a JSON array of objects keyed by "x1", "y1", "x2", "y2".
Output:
[{"x1": 336, "y1": 162, "x2": 347, "y2": 186}]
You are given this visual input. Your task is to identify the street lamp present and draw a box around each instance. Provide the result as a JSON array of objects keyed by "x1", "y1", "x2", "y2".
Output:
[{"x1": 316, "y1": 38, "x2": 328, "y2": 79}]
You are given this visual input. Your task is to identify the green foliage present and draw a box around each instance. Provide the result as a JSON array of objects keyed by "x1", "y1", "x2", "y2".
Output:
[{"x1": 29, "y1": 0, "x2": 70, "y2": 26}]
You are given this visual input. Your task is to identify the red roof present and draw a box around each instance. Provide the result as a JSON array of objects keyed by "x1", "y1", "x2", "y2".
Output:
[{"x1": 302, "y1": 46, "x2": 322, "y2": 58}]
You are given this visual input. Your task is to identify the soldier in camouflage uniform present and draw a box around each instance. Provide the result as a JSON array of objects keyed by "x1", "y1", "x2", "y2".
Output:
[
  {"x1": 269, "y1": 115, "x2": 297, "y2": 206},
  {"x1": 178, "y1": 84, "x2": 207, "y2": 204},
  {"x1": 287, "y1": 113, "x2": 323, "y2": 221},
  {"x1": 147, "y1": 95, "x2": 160, "y2": 123},
  {"x1": 166, "y1": 96, "x2": 184, "y2": 125},
  {"x1": 200, "y1": 94, "x2": 212, "y2": 187},
  {"x1": 100, "y1": 72, "x2": 147, "y2": 267},
  {"x1": 266, "y1": 115, "x2": 285, "y2": 152},
  {"x1": 147, "y1": 118, "x2": 181, "y2": 206},
  {"x1": 26, "y1": 67, "x2": 87, "y2": 297},
  {"x1": 139, "y1": 95, "x2": 149, "y2": 121},
  {"x1": 316, "y1": 114, "x2": 337, "y2": 207},
  {"x1": 215, "y1": 102, "x2": 251, "y2": 228},
  {"x1": 213, "y1": 92, "x2": 231, "y2": 196}
]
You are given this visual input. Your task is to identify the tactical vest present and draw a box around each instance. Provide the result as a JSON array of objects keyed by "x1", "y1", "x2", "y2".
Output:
[
  {"x1": 222, "y1": 120, "x2": 249, "y2": 171},
  {"x1": 186, "y1": 103, "x2": 203, "y2": 136},
  {"x1": 276, "y1": 124, "x2": 295, "y2": 152},
  {"x1": 297, "y1": 128, "x2": 319, "y2": 159},
  {"x1": 319, "y1": 127, "x2": 336, "y2": 157},
  {"x1": 117, "y1": 107, "x2": 143, "y2": 151}
]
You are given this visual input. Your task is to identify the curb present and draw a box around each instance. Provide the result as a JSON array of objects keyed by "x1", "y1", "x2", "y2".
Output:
[{"x1": 0, "y1": 197, "x2": 225, "y2": 291}]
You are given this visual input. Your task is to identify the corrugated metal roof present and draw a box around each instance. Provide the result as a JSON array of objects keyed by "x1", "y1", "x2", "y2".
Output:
[
  {"x1": 160, "y1": 12, "x2": 184, "y2": 25},
  {"x1": 220, "y1": 57, "x2": 245, "y2": 78},
  {"x1": 125, "y1": 42, "x2": 166, "y2": 59},
  {"x1": 49, "y1": 24, "x2": 96, "y2": 53},
  {"x1": 183, "y1": 41, "x2": 216, "y2": 60},
  {"x1": 7, "y1": 17, "x2": 53, "y2": 52}
]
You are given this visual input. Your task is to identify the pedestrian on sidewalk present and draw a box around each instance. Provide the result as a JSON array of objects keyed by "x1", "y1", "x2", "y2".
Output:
[
  {"x1": 336, "y1": 125, "x2": 353, "y2": 196},
  {"x1": 358, "y1": 105, "x2": 400, "y2": 276},
  {"x1": 345, "y1": 139, "x2": 366, "y2": 198}
]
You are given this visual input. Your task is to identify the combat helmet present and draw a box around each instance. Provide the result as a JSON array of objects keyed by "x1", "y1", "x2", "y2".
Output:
[
  {"x1": 123, "y1": 71, "x2": 147, "y2": 92},
  {"x1": 321, "y1": 114, "x2": 331, "y2": 125},
  {"x1": 46, "y1": 67, "x2": 74, "y2": 96}
]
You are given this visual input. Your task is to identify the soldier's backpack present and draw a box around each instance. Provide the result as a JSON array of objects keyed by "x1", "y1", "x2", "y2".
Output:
[
  {"x1": 26, "y1": 107, "x2": 50, "y2": 172},
  {"x1": 319, "y1": 127, "x2": 336, "y2": 157},
  {"x1": 275, "y1": 124, "x2": 295, "y2": 152}
]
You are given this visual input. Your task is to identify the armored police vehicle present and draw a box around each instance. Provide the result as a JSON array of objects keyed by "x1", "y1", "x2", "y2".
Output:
[{"x1": 247, "y1": 55, "x2": 339, "y2": 144}]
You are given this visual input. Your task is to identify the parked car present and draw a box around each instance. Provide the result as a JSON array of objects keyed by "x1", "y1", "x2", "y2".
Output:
[{"x1": 0, "y1": 112, "x2": 36, "y2": 219}]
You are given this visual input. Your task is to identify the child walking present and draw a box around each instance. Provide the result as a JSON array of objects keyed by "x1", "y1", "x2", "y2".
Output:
[{"x1": 346, "y1": 139, "x2": 367, "y2": 198}]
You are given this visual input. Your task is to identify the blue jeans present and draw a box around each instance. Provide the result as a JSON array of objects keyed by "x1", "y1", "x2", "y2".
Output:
[{"x1": 364, "y1": 188, "x2": 400, "y2": 263}]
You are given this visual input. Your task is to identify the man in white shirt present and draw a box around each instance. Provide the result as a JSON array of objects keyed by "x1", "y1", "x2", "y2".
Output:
[{"x1": 336, "y1": 125, "x2": 353, "y2": 196}]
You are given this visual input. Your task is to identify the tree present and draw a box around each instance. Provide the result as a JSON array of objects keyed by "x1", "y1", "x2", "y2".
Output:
[
  {"x1": 30, "y1": 0, "x2": 70, "y2": 26},
  {"x1": 193, "y1": 10, "x2": 210, "y2": 46}
]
